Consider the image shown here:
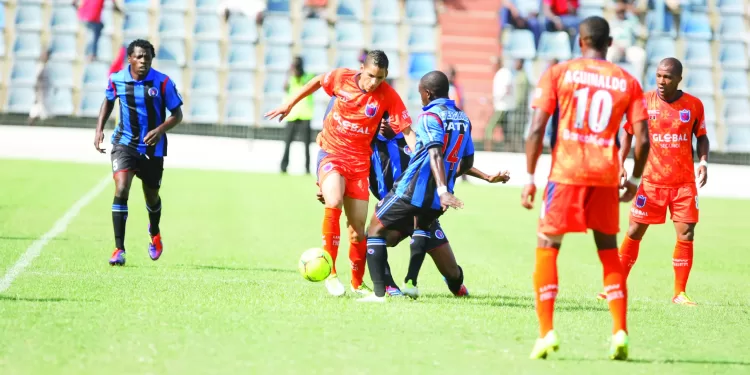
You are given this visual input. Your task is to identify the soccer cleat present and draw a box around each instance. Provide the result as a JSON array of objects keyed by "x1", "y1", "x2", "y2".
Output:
[
  {"x1": 443, "y1": 277, "x2": 469, "y2": 297},
  {"x1": 356, "y1": 293, "x2": 386, "y2": 303},
  {"x1": 402, "y1": 280, "x2": 420, "y2": 300},
  {"x1": 529, "y1": 330, "x2": 560, "y2": 359},
  {"x1": 609, "y1": 330, "x2": 629, "y2": 360},
  {"x1": 324, "y1": 274, "x2": 346, "y2": 296},
  {"x1": 596, "y1": 291, "x2": 607, "y2": 300},
  {"x1": 109, "y1": 249, "x2": 126, "y2": 266},
  {"x1": 350, "y1": 282, "x2": 373, "y2": 296},
  {"x1": 385, "y1": 286, "x2": 405, "y2": 297},
  {"x1": 148, "y1": 232, "x2": 163, "y2": 261},
  {"x1": 672, "y1": 292, "x2": 697, "y2": 306}
]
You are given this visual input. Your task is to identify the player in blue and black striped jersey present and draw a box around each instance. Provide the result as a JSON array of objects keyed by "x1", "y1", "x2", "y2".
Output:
[{"x1": 93, "y1": 39, "x2": 184, "y2": 267}]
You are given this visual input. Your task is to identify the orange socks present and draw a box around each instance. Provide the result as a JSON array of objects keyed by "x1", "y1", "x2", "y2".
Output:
[
  {"x1": 599, "y1": 249, "x2": 628, "y2": 334},
  {"x1": 322, "y1": 207, "x2": 342, "y2": 274},
  {"x1": 533, "y1": 247, "x2": 559, "y2": 337},
  {"x1": 618, "y1": 235, "x2": 641, "y2": 281},
  {"x1": 349, "y1": 239, "x2": 367, "y2": 289},
  {"x1": 673, "y1": 240, "x2": 694, "y2": 295}
]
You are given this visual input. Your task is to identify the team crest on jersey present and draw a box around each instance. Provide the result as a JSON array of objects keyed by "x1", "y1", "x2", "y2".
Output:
[
  {"x1": 635, "y1": 194, "x2": 647, "y2": 208},
  {"x1": 679, "y1": 109, "x2": 690, "y2": 123},
  {"x1": 403, "y1": 145, "x2": 412, "y2": 156},
  {"x1": 147, "y1": 87, "x2": 159, "y2": 97},
  {"x1": 435, "y1": 229, "x2": 445, "y2": 240},
  {"x1": 365, "y1": 103, "x2": 379, "y2": 118},
  {"x1": 322, "y1": 162, "x2": 333, "y2": 173}
]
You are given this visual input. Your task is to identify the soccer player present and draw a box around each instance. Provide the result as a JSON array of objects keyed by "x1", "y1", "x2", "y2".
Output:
[
  {"x1": 265, "y1": 50, "x2": 415, "y2": 296},
  {"x1": 93, "y1": 39, "x2": 184, "y2": 266},
  {"x1": 599, "y1": 57, "x2": 709, "y2": 305},
  {"x1": 361, "y1": 70, "x2": 471, "y2": 303},
  {"x1": 522, "y1": 16, "x2": 650, "y2": 360}
]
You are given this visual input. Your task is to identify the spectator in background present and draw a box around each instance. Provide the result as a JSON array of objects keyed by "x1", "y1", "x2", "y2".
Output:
[
  {"x1": 501, "y1": 0, "x2": 542, "y2": 48},
  {"x1": 542, "y1": 0, "x2": 580, "y2": 44},
  {"x1": 448, "y1": 66, "x2": 465, "y2": 110},
  {"x1": 608, "y1": 0, "x2": 646, "y2": 81},
  {"x1": 280, "y1": 57, "x2": 315, "y2": 175},
  {"x1": 219, "y1": 0, "x2": 265, "y2": 24},
  {"x1": 485, "y1": 56, "x2": 514, "y2": 151},
  {"x1": 303, "y1": 0, "x2": 328, "y2": 19},
  {"x1": 510, "y1": 58, "x2": 530, "y2": 146},
  {"x1": 28, "y1": 50, "x2": 51, "y2": 126},
  {"x1": 76, "y1": 0, "x2": 122, "y2": 62}
]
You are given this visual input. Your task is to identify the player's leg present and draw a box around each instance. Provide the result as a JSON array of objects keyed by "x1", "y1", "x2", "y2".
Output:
[
  {"x1": 620, "y1": 183, "x2": 666, "y2": 280},
  {"x1": 425, "y1": 224, "x2": 468, "y2": 297},
  {"x1": 109, "y1": 146, "x2": 137, "y2": 266},
  {"x1": 280, "y1": 119, "x2": 298, "y2": 173},
  {"x1": 318, "y1": 161, "x2": 346, "y2": 296},
  {"x1": 139, "y1": 156, "x2": 165, "y2": 261},
  {"x1": 302, "y1": 120, "x2": 312, "y2": 174},
  {"x1": 383, "y1": 229, "x2": 409, "y2": 296},
  {"x1": 670, "y1": 183, "x2": 700, "y2": 305},
  {"x1": 343, "y1": 194, "x2": 371, "y2": 294}
]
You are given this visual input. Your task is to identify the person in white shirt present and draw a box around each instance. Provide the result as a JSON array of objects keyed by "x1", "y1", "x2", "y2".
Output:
[
  {"x1": 607, "y1": 0, "x2": 647, "y2": 81},
  {"x1": 218, "y1": 0, "x2": 265, "y2": 23},
  {"x1": 484, "y1": 57, "x2": 517, "y2": 151}
]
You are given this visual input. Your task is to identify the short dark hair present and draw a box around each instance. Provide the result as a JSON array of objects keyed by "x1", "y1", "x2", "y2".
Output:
[
  {"x1": 127, "y1": 39, "x2": 155, "y2": 58},
  {"x1": 364, "y1": 50, "x2": 389, "y2": 69},
  {"x1": 579, "y1": 16, "x2": 611, "y2": 51},
  {"x1": 659, "y1": 57, "x2": 683, "y2": 77},
  {"x1": 420, "y1": 70, "x2": 450, "y2": 98}
]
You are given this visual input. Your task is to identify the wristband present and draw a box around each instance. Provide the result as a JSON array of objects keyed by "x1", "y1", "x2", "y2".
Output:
[
  {"x1": 628, "y1": 176, "x2": 641, "y2": 186},
  {"x1": 527, "y1": 174, "x2": 535, "y2": 185},
  {"x1": 437, "y1": 186, "x2": 448, "y2": 196},
  {"x1": 699, "y1": 160, "x2": 708, "y2": 167}
]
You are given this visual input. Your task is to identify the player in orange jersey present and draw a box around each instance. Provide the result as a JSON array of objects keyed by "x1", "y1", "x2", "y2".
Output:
[
  {"x1": 521, "y1": 16, "x2": 651, "y2": 360},
  {"x1": 601, "y1": 57, "x2": 709, "y2": 306},
  {"x1": 265, "y1": 50, "x2": 415, "y2": 297}
]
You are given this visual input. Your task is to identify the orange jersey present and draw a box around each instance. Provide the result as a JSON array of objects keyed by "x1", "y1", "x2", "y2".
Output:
[
  {"x1": 532, "y1": 58, "x2": 648, "y2": 187},
  {"x1": 318, "y1": 68, "x2": 412, "y2": 177},
  {"x1": 624, "y1": 91, "x2": 706, "y2": 186}
]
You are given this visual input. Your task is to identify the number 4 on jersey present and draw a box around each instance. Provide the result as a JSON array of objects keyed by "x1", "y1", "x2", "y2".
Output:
[
  {"x1": 573, "y1": 88, "x2": 614, "y2": 133},
  {"x1": 442, "y1": 133, "x2": 465, "y2": 171}
]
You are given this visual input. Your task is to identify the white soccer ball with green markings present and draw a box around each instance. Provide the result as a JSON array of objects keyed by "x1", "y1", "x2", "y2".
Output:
[{"x1": 298, "y1": 248, "x2": 333, "y2": 282}]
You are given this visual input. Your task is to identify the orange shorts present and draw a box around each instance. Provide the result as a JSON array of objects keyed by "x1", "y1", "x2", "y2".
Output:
[
  {"x1": 316, "y1": 151, "x2": 369, "y2": 201},
  {"x1": 538, "y1": 182, "x2": 620, "y2": 235},
  {"x1": 630, "y1": 182, "x2": 699, "y2": 224}
]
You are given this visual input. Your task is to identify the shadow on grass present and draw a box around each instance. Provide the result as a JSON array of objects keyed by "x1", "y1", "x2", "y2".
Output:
[
  {"x1": 558, "y1": 357, "x2": 750, "y2": 366},
  {"x1": 418, "y1": 293, "x2": 613, "y2": 312},
  {"x1": 0, "y1": 295, "x2": 97, "y2": 303},
  {"x1": 187, "y1": 264, "x2": 296, "y2": 274}
]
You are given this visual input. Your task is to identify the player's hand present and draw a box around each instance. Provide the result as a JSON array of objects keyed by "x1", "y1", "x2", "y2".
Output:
[
  {"x1": 619, "y1": 180, "x2": 638, "y2": 202},
  {"x1": 264, "y1": 103, "x2": 293, "y2": 122},
  {"x1": 144, "y1": 128, "x2": 164, "y2": 146},
  {"x1": 316, "y1": 190, "x2": 325, "y2": 205},
  {"x1": 94, "y1": 130, "x2": 106, "y2": 153},
  {"x1": 439, "y1": 192, "x2": 463, "y2": 211},
  {"x1": 487, "y1": 170, "x2": 510, "y2": 184},
  {"x1": 619, "y1": 168, "x2": 628, "y2": 188},
  {"x1": 521, "y1": 184, "x2": 537, "y2": 210},
  {"x1": 696, "y1": 165, "x2": 708, "y2": 188}
]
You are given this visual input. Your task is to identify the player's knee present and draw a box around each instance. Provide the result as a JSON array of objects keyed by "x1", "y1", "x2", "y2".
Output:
[
  {"x1": 348, "y1": 226, "x2": 364, "y2": 244},
  {"x1": 323, "y1": 197, "x2": 344, "y2": 209},
  {"x1": 114, "y1": 183, "x2": 130, "y2": 199},
  {"x1": 627, "y1": 223, "x2": 646, "y2": 240},
  {"x1": 677, "y1": 229, "x2": 695, "y2": 242},
  {"x1": 384, "y1": 232, "x2": 402, "y2": 247}
]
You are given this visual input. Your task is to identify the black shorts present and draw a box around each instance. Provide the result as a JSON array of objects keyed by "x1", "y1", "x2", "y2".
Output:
[
  {"x1": 110, "y1": 145, "x2": 164, "y2": 189},
  {"x1": 375, "y1": 191, "x2": 447, "y2": 249},
  {"x1": 405, "y1": 220, "x2": 449, "y2": 251}
]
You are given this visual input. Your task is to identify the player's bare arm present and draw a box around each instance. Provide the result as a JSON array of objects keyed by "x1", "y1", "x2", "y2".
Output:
[
  {"x1": 619, "y1": 130, "x2": 634, "y2": 187},
  {"x1": 264, "y1": 74, "x2": 323, "y2": 121},
  {"x1": 402, "y1": 126, "x2": 417, "y2": 153},
  {"x1": 696, "y1": 134, "x2": 709, "y2": 187},
  {"x1": 428, "y1": 146, "x2": 463, "y2": 210},
  {"x1": 621, "y1": 119, "x2": 650, "y2": 202},
  {"x1": 522, "y1": 108, "x2": 552, "y2": 209},
  {"x1": 144, "y1": 107, "x2": 183, "y2": 146},
  {"x1": 94, "y1": 98, "x2": 116, "y2": 153}
]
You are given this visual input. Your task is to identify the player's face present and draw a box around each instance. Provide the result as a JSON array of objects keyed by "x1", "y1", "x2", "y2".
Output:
[
  {"x1": 418, "y1": 84, "x2": 430, "y2": 106},
  {"x1": 359, "y1": 63, "x2": 388, "y2": 92},
  {"x1": 655, "y1": 66, "x2": 681, "y2": 97},
  {"x1": 128, "y1": 47, "x2": 153, "y2": 77}
]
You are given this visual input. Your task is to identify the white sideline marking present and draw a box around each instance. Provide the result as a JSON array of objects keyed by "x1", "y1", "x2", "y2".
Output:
[{"x1": 0, "y1": 175, "x2": 111, "y2": 293}]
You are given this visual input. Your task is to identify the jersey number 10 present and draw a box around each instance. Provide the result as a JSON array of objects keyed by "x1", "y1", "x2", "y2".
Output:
[
  {"x1": 442, "y1": 133, "x2": 464, "y2": 171},
  {"x1": 573, "y1": 87, "x2": 614, "y2": 133}
]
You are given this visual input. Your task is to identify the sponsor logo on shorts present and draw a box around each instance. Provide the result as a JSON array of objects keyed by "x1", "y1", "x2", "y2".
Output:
[
  {"x1": 112, "y1": 160, "x2": 118, "y2": 172},
  {"x1": 679, "y1": 109, "x2": 691, "y2": 123},
  {"x1": 435, "y1": 229, "x2": 445, "y2": 240},
  {"x1": 365, "y1": 103, "x2": 379, "y2": 118},
  {"x1": 635, "y1": 194, "x2": 647, "y2": 208},
  {"x1": 147, "y1": 87, "x2": 159, "y2": 97},
  {"x1": 631, "y1": 207, "x2": 648, "y2": 217}
]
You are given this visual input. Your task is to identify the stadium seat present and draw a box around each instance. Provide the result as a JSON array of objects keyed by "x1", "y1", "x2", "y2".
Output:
[
  {"x1": 263, "y1": 16, "x2": 293, "y2": 45},
  {"x1": 580, "y1": 0, "x2": 605, "y2": 6},
  {"x1": 644, "y1": 64, "x2": 657, "y2": 91},
  {"x1": 719, "y1": 42, "x2": 748, "y2": 70},
  {"x1": 158, "y1": 39, "x2": 187, "y2": 67},
  {"x1": 80, "y1": 90, "x2": 104, "y2": 117},
  {"x1": 680, "y1": 12, "x2": 712, "y2": 40},
  {"x1": 48, "y1": 33, "x2": 77, "y2": 61},
  {"x1": 229, "y1": 14, "x2": 259, "y2": 43},
  {"x1": 718, "y1": 0, "x2": 745, "y2": 15},
  {"x1": 719, "y1": 15, "x2": 746, "y2": 42},
  {"x1": 686, "y1": 0, "x2": 708, "y2": 12},
  {"x1": 503, "y1": 29, "x2": 536, "y2": 59},
  {"x1": 191, "y1": 69, "x2": 220, "y2": 96},
  {"x1": 408, "y1": 53, "x2": 436, "y2": 81},
  {"x1": 336, "y1": 21, "x2": 364, "y2": 49},
  {"x1": 96, "y1": 35, "x2": 114, "y2": 62},
  {"x1": 82, "y1": 62, "x2": 110, "y2": 89},
  {"x1": 337, "y1": 0, "x2": 364, "y2": 20},
  {"x1": 406, "y1": 0, "x2": 437, "y2": 25},
  {"x1": 726, "y1": 127, "x2": 750, "y2": 152},
  {"x1": 311, "y1": 102, "x2": 327, "y2": 130},
  {"x1": 408, "y1": 26, "x2": 437, "y2": 53},
  {"x1": 723, "y1": 98, "x2": 750, "y2": 125},
  {"x1": 192, "y1": 41, "x2": 221, "y2": 68},
  {"x1": 372, "y1": 24, "x2": 400, "y2": 50},
  {"x1": 371, "y1": 0, "x2": 400, "y2": 23},
  {"x1": 189, "y1": 96, "x2": 220, "y2": 124},
  {"x1": 101, "y1": 7, "x2": 115, "y2": 35},
  {"x1": 301, "y1": 47, "x2": 329, "y2": 75},
  {"x1": 0, "y1": 4, "x2": 4, "y2": 31},
  {"x1": 407, "y1": 80, "x2": 421, "y2": 106},
  {"x1": 47, "y1": 88, "x2": 74, "y2": 116},
  {"x1": 618, "y1": 62, "x2": 637, "y2": 78},
  {"x1": 10, "y1": 60, "x2": 37, "y2": 86},
  {"x1": 13, "y1": 33, "x2": 42, "y2": 59},
  {"x1": 264, "y1": 72, "x2": 287, "y2": 96},
  {"x1": 537, "y1": 32, "x2": 572, "y2": 60},
  {"x1": 0, "y1": 36, "x2": 6, "y2": 57},
  {"x1": 685, "y1": 68, "x2": 714, "y2": 96},
  {"x1": 260, "y1": 96, "x2": 285, "y2": 127},
  {"x1": 577, "y1": 6, "x2": 604, "y2": 19},
  {"x1": 720, "y1": 70, "x2": 749, "y2": 97},
  {"x1": 7, "y1": 87, "x2": 35, "y2": 114},
  {"x1": 267, "y1": 0, "x2": 291, "y2": 15},
  {"x1": 47, "y1": 62, "x2": 75, "y2": 88},
  {"x1": 194, "y1": 14, "x2": 222, "y2": 41},
  {"x1": 159, "y1": 13, "x2": 186, "y2": 39},
  {"x1": 160, "y1": 0, "x2": 187, "y2": 12},
  {"x1": 15, "y1": 4, "x2": 43, "y2": 32},
  {"x1": 384, "y1": 49, "x2": 402, "y2": 79},
  {"x1": 697, "y1": 95, "x2": 717, "y2": 124},
  {"x1": 301, "y1": 18, "x2": 329, "y2": 47},
  {"x1": 683, "y1": 40, "x2": 713, "y2": 68},
  {"x1": 156, "y1": 63, "x2": 183, "y2": 89},
  {"x1": 334, "y1": 48, "x2": 361, "y2": 69},
  {"x1": 226, "y1": 70, "x2": 256, "y2": 97},
  {"x1": 124, "y1": 10, "x2": 150, "y2": 38},
  {"x1": 224, "y1": 98, "x2": 256, "y2": 125},
  {"x1": 50, "y1": 5, "x2": 79, "y2": 33},
  {"x1": 227, "y1": 42, "x2": 257, "y2": 70},
  {"x1": 124, "y1": 0, "x2": 150, "y2": 11},
  {"x1": 196, "y1": 0, "x2": 220, "y2": 13},
  {"x1": 265, "y1": 45, "x2": 292, "y2": 72},
  {"x1": 572, "y1": 34, "x2": 581, "y2": 57},
  {"x1": 645, "y1": 10, "x2": 676, "y2": 37},
  {"x1": 646, "y1": 37, "x2": 676, "y2": 64}
]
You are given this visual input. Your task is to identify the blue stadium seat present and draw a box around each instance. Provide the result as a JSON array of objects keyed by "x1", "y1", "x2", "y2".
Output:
[
  {"x1": 49, "y1": 88, "x2": 74, "y2": 116},
  {"x1": 50, "y1": 5, "x2": 79, "y2": 33},
  {"x1": 226, "y1": 70, "x2": 256, "y2": 97},
  {"x1": 685, "y1": 68, "x2": 714, "y2": 96},
  {"x1": 337, "y1": 0, "x2": 364, "y2": 20},
  {"x1": 718, "y1": 0, "x2": 745, "y2": 15},
  {"x1": 719, "y1": 15, "x2": 746, "y2": 41},
  {"x1": 156, "y1": 63, "x2": 183, "y2": 89},
  {"x1": 80, "y1": 90, "x2": 104, "y2": 117},
  {"x1": 10, "y1": 60, "x2": 37, "y2": 86},
  {"x1": 537, "y1": 32, "x2": 572, "y2": 60},
  {"x1": 686, "y1": 0, "x2": 709, "y2": 12},
  {"x1": 406, "y1": 0, "x2": 437, "y2": 25},
  {"x1": 15, "y1": 4, "x2": 43, "y2": 32},
  {"x1": 301, "y1": 47, "x2": 329, "y2": 75},
  {"x1": 372, "y1": 24, "x2": 400, "y2": 50},
  {"x1": 227, "y1": 43, "x2": 257, "y2": 70},
  {"x1": 191, "y1": 70, "x2": 220, "y2": 96},
  {"x1": 407, "y1": 80, "x2": 421, "y2": 106},
  {"x1": 189, "y1": 96, "x2": 220, "y2": 124},
  {"x1": 264, "y1": 72, "x2": 287, "y2": 96},
  {"x1": 335, "y1": 48, "x2": 361, "y2": 69},
  {"x1": 0, "y1": 35, "x2": 5, "y2": 57},
  {"x1": 646, "y1": 37, "x2": 676, "y2": 64},
  {"x1": 260, "y1": 96, "x2": 285, "y2": 127},
  {"x1": 719, "y1": 42, "x2": 748, "y2": 70},
  {"x1": 580, "y1": 0, "x2": 605, "y2": 6},
  {"x1": 82, "y1": 62, "x2": 110, "y2": 89},
  {"x1": 14, "y1": 33, "x2": 42, "y2": 59},
  {"x1": 723, "y1": 98, "x2": 750, "y2": 125},
  {"x1": 159, "y1": 13, "x2": 186, "y2": 39},
  {"x1": 160, "y1": 0, "x2": 187, "y2": 12},
  {"x1": 194, "y1": 14, "x2": 222, "y2": 41},
  {"x1": 683, "y1": 40, "x2": 712, "y2": 68},
  {"x1": 158, "y1": 39, "x2": 186, "y2": 66},
  {"x1": 47, "y1": 62, "x2": 75, "y2": 88},
  {"x1": 124, "y1": 0, "x2": 150, "y2": 11},
  {"x1": 371, "y1": 0, "x2": 400, "y2": 23},
  {"x1": 645, "y1": 10, "x2": 676, "y2": 37},
  {"x1": 124, "y1": 10, "x2": 150, "y2": 38},
  {"x1": 192, "y1": 41, "x2": 221, "y2": 68},
  {"x1": 263, "y1": 16, "x2": 293, "y2": 45},
  {"x1": 383, "y1": 49, "x2": 402, "y2": 79},
  {"x1": 408, "y1": 25, "x2": 437, "y2": 53},
  {"x1": 336, "y1": 21, "x2": 364, "y2": 49},
  {"x1": 311, "y1": 102, "x2": 327, "y2": 130},
  {"x1": 408, "y1": 53, "x2": 436, "y2": 81},
  {"x1": 229, "y1": 14, "x2": 259, "y2": 43},
  {"x1": 0, "y1": 4, "x2": 4, "y2": 30},
  {"x1": 48, "y1": 33, "x2": 77, "y2": 61},
  {"x1": 696, "y1": 95, "x2": 717, "y2": 124},
  {"x1": 6, "y1": 87, "x2": 35, "y2": 114},
  {"x1": 264, "y1": 45, "x2": 292, "y2": 72},
  {"x1": 618, "y1": 62, "x2": 637, "y2": 78},
  {"x1": 224, "y1": 98, "x2": 256, "y2": 125},
  {"x1": 572, "y1": 34, "x2": 581, "y2": 57},
  {"x1": 721, "y1": 70, "x2": 749, "y2": 97},
  {"x1": 96, "y1": 35, "x2": 114, "y2": 62},
  {"x1": 503, "y1": 29, "x2": 536, "y2": 59},
  {"x1": 301, "y1": 18, "x2": 329, "y2": 47},
  {"x1": 726, "y1": 127, "x2": 750, "y2": 152},
  {"x1": 577, "y1": 6, "x2": 604, "y2": 19},
  {"x1": 101, "y1": 7, "x2": 115, "y2": 35},
  {"x1": 644, "y1": 64, "x2": 657, "y2": 91},
  {"x1": 680, "y1": 12, "x2": 712, "y2": 40},
  {"x1": 267, "y1": 0, "x2": 290, "y2": 15},
  {"x1": 196, "y1": 0, "x2": 220, "y2": 13}
]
